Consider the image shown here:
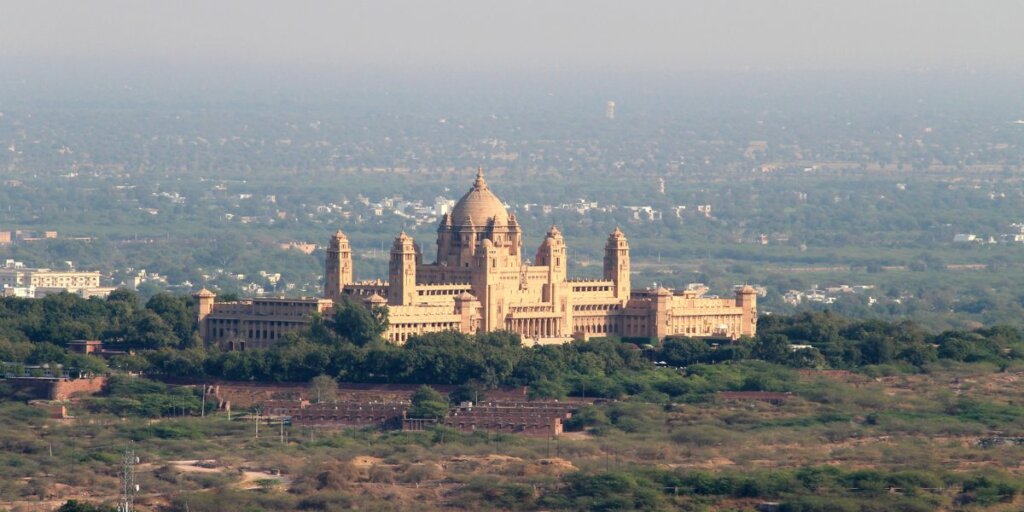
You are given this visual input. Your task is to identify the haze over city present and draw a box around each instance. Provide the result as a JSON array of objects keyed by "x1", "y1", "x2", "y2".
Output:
[{"x1": 4, "y1": 1, "x2": 1024, "y2": 79}]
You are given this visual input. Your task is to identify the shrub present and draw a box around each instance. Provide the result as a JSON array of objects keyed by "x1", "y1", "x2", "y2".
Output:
[{"x1": 958, "y1": 474, "x2": 1021, "y2": 506}]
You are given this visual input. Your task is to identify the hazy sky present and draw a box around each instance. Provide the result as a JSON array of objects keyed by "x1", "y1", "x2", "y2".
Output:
[{"x1": 3, "y1": 0, "x2": 1023, "y2": 76}]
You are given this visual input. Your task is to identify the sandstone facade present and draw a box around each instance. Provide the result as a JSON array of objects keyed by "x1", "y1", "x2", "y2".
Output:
[{"x1": 197, "y1": 169, "x2": 756, "y2": 347}]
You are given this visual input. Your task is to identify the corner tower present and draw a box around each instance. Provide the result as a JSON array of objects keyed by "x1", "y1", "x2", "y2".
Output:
[
  {"x1": 536, "y1": 225, "x2": 568, "y2": 301},
  {"x1": 388, "y1": 232, "x2": 419, "y2": 306},
  {"x1": 193, "y1": 288, "x2": 216, "y2": 341},
  {"x1": 603, "y1": 227, "x2": 630, "y2": 301},
  {"x1": 736, "y1": 285, "x2": 758, "y2": 337},
  {"x1": 325, "y1": 229, "x2": 353, "y2": 302}
]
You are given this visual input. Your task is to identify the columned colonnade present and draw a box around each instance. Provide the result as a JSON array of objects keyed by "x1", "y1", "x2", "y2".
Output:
[{"x1": 506, "y1": 317, "x2": 561, "y2": 338}]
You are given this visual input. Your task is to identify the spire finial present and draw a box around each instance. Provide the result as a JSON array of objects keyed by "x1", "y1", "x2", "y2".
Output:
[{"x1": 473, "y1": 166, "x2": 487, "y2": 189}]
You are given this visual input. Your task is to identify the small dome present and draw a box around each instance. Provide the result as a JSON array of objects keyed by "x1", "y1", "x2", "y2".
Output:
[
  {"x1": 450, "y1": 168, "x2": 508, "y2": 227},
  {"x1": 655, "y1": 286, "x2": 673, "y2": 296},
  {"x1": 332, "y1": 229, "x2": 348, "y2": 240},
  {"x1": 392, "y1": 231, "x2": 414, "y2": 250},
  {"x1": 194, "y1": 288, "x2": 216, "y2": 298},
  {"x1": 457, "y1": 291, "x2": 477, "y2": 301},
  {"x1": 366, "y1": 293, "x2": 387, "y2": 304},
  {"x1": 538, "y1": 225, "x2": 563, "y2": 251}
]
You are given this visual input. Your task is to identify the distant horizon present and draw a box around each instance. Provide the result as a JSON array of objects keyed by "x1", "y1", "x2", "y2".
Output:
[
  {"x1": 4, "y1": 1, "x2": 1023, "y2": 81},
  {"x1": 3, "y1": 62, "x2": 1024, "y2": 105}
]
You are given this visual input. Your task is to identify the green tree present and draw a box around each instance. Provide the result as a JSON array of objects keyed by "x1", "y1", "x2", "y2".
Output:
[
  {"x1": 527, "y1": 379, "x2": 568, "y2": 400},
  {"x1": 106, "y1": 288, "x2": 140, "y2": 308},
  {"x1": 330, "y1": 300, "x2": 387, "y2": 345},
  {"x1": 145, "y1": 293, "x2": 195, "y2": 343},
  {"x1": 56, "y1": 500, "x2": 116, "y2": 512},
  {"x1": 859, "y1": 334, "x2": 895, "y2": 365},
  {"x1": 936, "y1": 333, "x2": 975, "y2": 361},
  {"x1": 310, "y1": 374, "x2": 338, "y2": 404},
  {"x1": 752, "y1": 334, "x2": 790, "y2": 363},
  {"x1": 660, "y1": 337, "x2": 710, "y2": 366},
  {"x1": 897, "y1": 344, "x2": 937, "y2": 366},
  {"x1": 786, "y1": 347, "x2": 826, "y2": 368},
  {"x1": 66, "y1": 354, "x2": 108, "y2": 375},
  {"x1": 125, "y1": 310, "x2": 180, "y2": 349},
  {"x1": 408, "y1": 385, "x2": 448, "y2": 419},
  {"x1": 449, "y1": 382, "x2": 487, "y2": 405}
]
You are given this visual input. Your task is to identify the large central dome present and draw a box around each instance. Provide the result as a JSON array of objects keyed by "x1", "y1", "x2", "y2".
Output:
[{"x1": 450, "y1": 168, "x2": 508, "y2": 226}]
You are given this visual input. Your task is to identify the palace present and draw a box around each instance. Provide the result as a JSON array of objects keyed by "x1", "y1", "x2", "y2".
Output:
[{"x1": 196, "y1": 170, "x2": 756, "y2": 348}]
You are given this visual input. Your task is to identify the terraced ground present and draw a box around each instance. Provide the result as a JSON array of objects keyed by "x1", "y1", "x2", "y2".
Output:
[{"x1": 1, "y1": 362, "x2": 1023, "y2": 511}]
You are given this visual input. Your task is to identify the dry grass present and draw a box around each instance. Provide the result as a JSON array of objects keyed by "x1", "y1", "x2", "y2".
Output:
[{"x1": 1, "y1": 364, "x2": 1023, "y2": 510}]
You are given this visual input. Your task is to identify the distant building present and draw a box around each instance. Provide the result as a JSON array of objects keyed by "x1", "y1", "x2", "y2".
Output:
[
  {"x1": 10, "y1": 230, "x2": 59, "y2": 242},
  {"x1": 68, "y1": 340, "x2": 107, "y2": 355},
  {"x1": 279, "y1": 241, "x2": 318, "y2": 255},
  {"x1": 433, "y1": 196, "x2": 455, "y2": 216},
  {"x1": 1, "y1": 285, "x2": 36, "y2": 298},
  {"x1": 605, "y1": 100, "x2": 615, "y2": 120},
  {"x1": 194, "y1": 291, "x2": 333, "y2": 351},
  {"x1": 197, "y1": 169, "x2": 757, "y2": 347},
  {"x1": 0, "y1": 260, "x2": 107, "y2": 297}
]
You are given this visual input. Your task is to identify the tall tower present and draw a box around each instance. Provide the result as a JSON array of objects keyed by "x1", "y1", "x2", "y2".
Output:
[
  {"x1": 388, "y1": 232, "x2": 418, "y2": 306},
  {"x1": 736, "y1": 285, "x2": 758, "y2": 338},
  {"x1": 193, "y1": 288, "x2": 216, "y2": 341},
  {"x1": 605, "y1": 100, "x2": 616, "y2": 120},
  {"x1": 436, "y1": 213, "x2": 453, "y2": 264},
  {"x1": 324, "y1": 229, "x2": 353, "y2": 302},
  {"x1": 604, "y1": 227, "x2": 631, "y2": 301},
  {"x1": 536, "y1": 225, "x2": 567, "y2": 301},
  {"x1": 508, "y1": 212, "x2": 522, "y2": 260}
]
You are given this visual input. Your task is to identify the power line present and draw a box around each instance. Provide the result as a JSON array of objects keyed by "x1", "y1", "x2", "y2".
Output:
[{"x1": 118, "y1": 443, "x2": 138, "y2": 512}]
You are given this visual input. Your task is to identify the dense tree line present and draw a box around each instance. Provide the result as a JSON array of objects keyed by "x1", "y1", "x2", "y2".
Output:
[
  {"x1": 2, "y1": 292, "x2": 1023, "y2": 398},
  {"x1": 754, "y1": 311, "x2": 1023, "y2": 368},
  {"x1": 0, "y1": 290, "x2": 196, "y2": 348},
  {"x1": 139, "y1": 302, "x2": 1024, "y2": 401},
  {"x1": 0, "y1": 290, "x2": 197, "y2": 375},
  {"x1": 142, "y1": 300, "x2": 655, "y2": 399}
]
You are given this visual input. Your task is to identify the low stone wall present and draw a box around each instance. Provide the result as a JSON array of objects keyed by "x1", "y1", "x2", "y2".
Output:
[
  {"x1": 4, "y1": 376, "x2": 106, "y2": 400},
  {"x1": 29, "y1": 400, "x2": 68, "y2": 419},
  {"x1": 51, "y1": 376, "x2": 106, "y2": 400},
  {"x1": 196, "y1": 380, "x2": 529, "y2": 409},
  {"x1": 716, "y1": 391, "x2": 791, "y2": 405}
]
